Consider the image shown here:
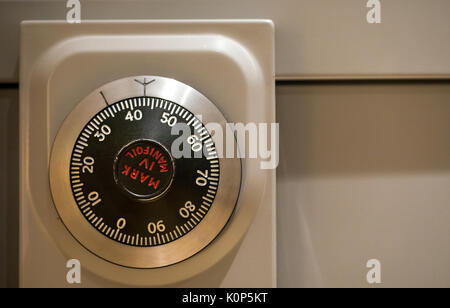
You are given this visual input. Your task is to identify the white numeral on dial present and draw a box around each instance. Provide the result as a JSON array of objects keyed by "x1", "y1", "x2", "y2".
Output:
[
  {"x1": 196, "y1": 170, "x2": 209, "y2": 187},
  {"x1": 82, "y1": 156, "x2": 95, "y2": 174},
  {"x1": 125, "y1": 110, "x2": 143, "y2": 121},
  {"x1": 147, "y1": 220, "x2": 166, "y2": 234},
  {"x1": 116, "y1": 218, "x2": 126, "y2": 230},
  {"x1": 88, "y1": 191, "x2": 102, "y2": 206},
  {"x1": 179, "y1": 201, "x2": 196, "y2": 218},
  {"x1": 187, "y1": 135, "x2": 203, "y2": 152},
  {"x1": 160, "y1": 112, "x2": 177, "y2": 127},
  {"x1": 94, "y1": 124, "x2": 111, "y2": 142}
]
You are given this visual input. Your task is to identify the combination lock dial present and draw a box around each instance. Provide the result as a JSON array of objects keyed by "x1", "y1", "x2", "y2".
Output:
[{"x1": 49, "y1": 76, "x2": 241, "y2": 268}]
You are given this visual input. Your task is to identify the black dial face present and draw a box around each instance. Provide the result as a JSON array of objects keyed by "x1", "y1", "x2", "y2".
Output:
[{"x1": 69, "y1": 97, "x2": 219, "y2": 247}]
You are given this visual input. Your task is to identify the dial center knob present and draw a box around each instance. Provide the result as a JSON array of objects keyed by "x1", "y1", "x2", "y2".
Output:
[{"x1": 113, "y1": 139, "x2": 174, "y2": 201}]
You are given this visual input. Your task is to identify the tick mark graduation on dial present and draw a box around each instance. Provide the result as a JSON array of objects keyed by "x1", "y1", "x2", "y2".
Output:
[{"x1": 69, "y1": 96, "x2": 220, "y2": 247}]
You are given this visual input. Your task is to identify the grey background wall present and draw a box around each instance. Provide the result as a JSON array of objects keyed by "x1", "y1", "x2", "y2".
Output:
[
  {"x1": 1, "y1": 0, "x2": 450, "y2": 82},
  {"x1": 0, "y1": 88, "x2": 18, "y2": 288},
  {"x1": 1, "y1": 0, "x2": 450, "y2": 287},
  {"x1": 277, "y1": 81, "x2": 450, "y2": 287}
]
